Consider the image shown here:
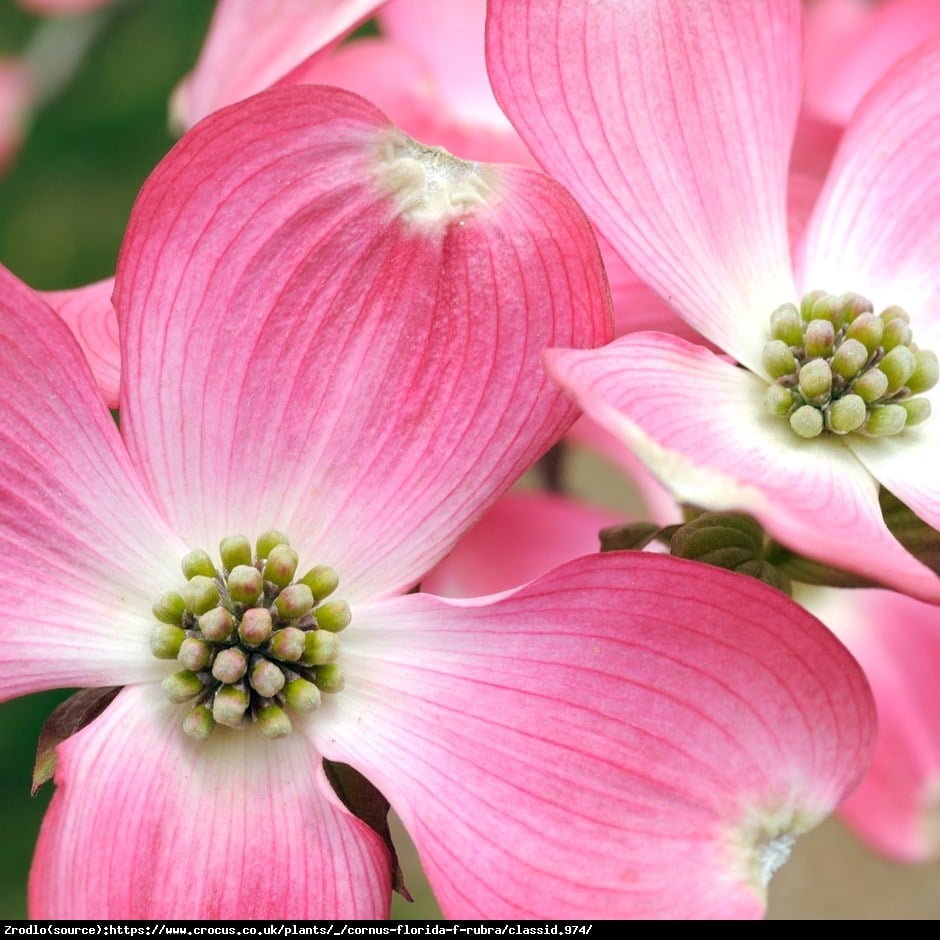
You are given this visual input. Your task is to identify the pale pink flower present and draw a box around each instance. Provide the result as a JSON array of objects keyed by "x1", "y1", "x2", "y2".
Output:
[
  {"x1": 489, "y1": 0, "x2": 940, "y2": 601},
  {"x1": 0, "y1": 85, "x2": 875, "y2": 919}
]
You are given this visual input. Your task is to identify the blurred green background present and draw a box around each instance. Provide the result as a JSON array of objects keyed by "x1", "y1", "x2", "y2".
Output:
[{"x1": 1, "y1": 0, "x2": 939, "y2": 922}]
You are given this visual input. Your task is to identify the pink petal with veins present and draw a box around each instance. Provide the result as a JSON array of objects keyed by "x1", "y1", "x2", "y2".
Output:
[
  {"x1": 116, "y1": 85, "x2": 611, "y2": 604},
  {"x1": 0, "y1": 266, "x2": 184, "y2": 701},
  {"x1": 546, "y1": 333, "x2": 940, "y2": 601},
  {"x1": 42, "y1": 278, "x2": 119, "y2": 408},
  {"x1": 487, "y1": 0, "x2": 800, "y2": 370},
  {"x1": 30, "y1": 685, "x2": 392, "y2": 917},
  {"x1": 314, "y1": 552, "x2": 875, "y2": 918}
]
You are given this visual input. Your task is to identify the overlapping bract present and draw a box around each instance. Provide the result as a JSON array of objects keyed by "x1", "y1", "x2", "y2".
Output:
[{"x1": 487, "y1": 0, "x2": 940, "y2": 601}]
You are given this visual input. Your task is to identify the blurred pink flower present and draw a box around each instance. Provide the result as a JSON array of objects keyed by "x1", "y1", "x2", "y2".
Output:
[
  {"x1": 0, "y1": 59, "x2": 34, "y2": 174},
  {"x1": 489, "y1": 0, "x2": 940, "y2": 601},
  {"x1": 0, "y1": 84, "x2": 876, "y2": 919}
]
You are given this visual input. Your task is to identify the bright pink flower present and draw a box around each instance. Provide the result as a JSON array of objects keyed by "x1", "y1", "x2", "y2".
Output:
[
  {"x1": 0, "y1": 85, "x2": 875, "y2": 919},
  {"x1": 489, "y1": 0, "x2": 940, "y2": 601}
]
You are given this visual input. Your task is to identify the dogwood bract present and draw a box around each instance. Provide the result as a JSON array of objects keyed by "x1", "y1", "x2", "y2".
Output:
[{"x1": 488, "y1": 0, "x2": 940, "y2": 601}]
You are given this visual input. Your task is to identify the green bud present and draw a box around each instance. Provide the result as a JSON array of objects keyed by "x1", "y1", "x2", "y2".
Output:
[
  {"x1": 182, "y1": 704, "x2": 215, "y2": 741},
  {"x1": 765, "y1": 384, "x2": 795, "y2": 417},
  {"x1": 268, "y1": 627, "x2": 306, "y2": 662},
  {"x1": 178, "y1": 637, "x2": 212, "y2": 671},
  {"x1": 150, "y1": 624, "x2": 185, "y2": 659},
  {"x1": 302, "y1": 629, "x2": 340, "y2": 666},
  {"x1": 770, "y1": 304, "x2": 803, "y2": 346},
  {"x1": 798, "y1": 359, "x2": 832, "y2": 402},
  {"x1": 865, "y1": 404, "x2": 908, "y2": 437},
  {"x1": 878, "y1": 345, "x2": 917, "y2": 394},
  {"x1": 198, "y1": 605, "x2": 234, "y2": 642},
  {"x1": 830, "y1": 339, "x2": 869, "y2": 380},
  {"x1": 811, "y1": 294, "x2": 844, "y2": 327},
  {"x1": 212, "y1": 685, "x2": 249, "y2": 727},
  {"x1": 853, "y1": 367, "x2": 889, "y2": 403},
  {"x1": 227, "y1": 565, "x2": 263, "y2": 604},
  {"x1": 838, "y1": 292, "x2": 873, "y2": 322},
  {"x1": 800, "y1": 289, "x2": 827, "y2": 321},
  {"x1": 881, "y1": 316, "x2": 913, "y2": 351},
  {"x1": 845, "y1": 312, "x2": 883, "y2": 352},
  {"x1": 162, "y1": 670, "x2": 203, "y2": 704},
  {"x1": 315, "y1": 599, "x2": 351, "y2": 633},
  {"x1": 212, "y1": 647, "x2": 248, "y2": 684},
  {"x1": 239, "y1": 607, "x2": 273, "y2": 646},
  {"x1": 284, "y1": 678, "x2": 321, "y2": 713},
  {"x1": 803, "y1": 319, "x2": 835, "y2": 359},
  {"x1": 789, "y1": 404, "x2": 824, "y2": 438},
  {"x1": 263, "y1": 543, "x2": 298, "y2": 587},
  {"x1": 256, "y1": 704, "x2": 292, "y2": 739},
  {"x1": 762, "y1": 340, "x2": 796, "y2": 379},
  {"x1": 879, "y1": 304, "x2": 910, "y2": 324},
  {"x1": 181, "y1": 549, "x2": 216, "y2": 581},
  {"x1": 219, "y1": 535, "x2": 252, "y2": 570},
  {"x1": 152, "y1": 591, "x2": 186, "y2": 625},
  {"x1": 249, "y1": 658, "x2": 286, "y2": 698},
  {"x1": 298, "y1": 565, "x2": 340, "y2": 602},
  {"x1": 183, "y1": 575, "x2": 220, "y2": 615},
  {"x1": 827, "y1": 395, "x2": 867, "y2": 434},
  {"x1": 314, "y1": 662, "x2": 346, "y2": 694},
  {"x1": 275, "y1": 583, "x2": 314, "y2": 619},
  {"x1": 256, "y1": 530, "x2": 289, "y2": 561},
  {"x1": 907, "y1": 350, "x2": 939, "y2": 395},
  {"x1": 899, "y1": 397, "x2": 931, "y2": 427}
]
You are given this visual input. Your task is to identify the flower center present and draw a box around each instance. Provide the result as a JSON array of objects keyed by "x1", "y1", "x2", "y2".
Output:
[
  {"x1": 762, "y1": 290, "x2": 938, "y2": 438},
  {"x1": 149, "y1": 530, "x2": 350, "y2": 740}
]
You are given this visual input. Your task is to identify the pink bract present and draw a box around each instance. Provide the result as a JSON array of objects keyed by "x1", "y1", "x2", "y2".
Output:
[
  {"x1": 172, "y1": 0, "x2": 387, "y2": 130},
  {"x1": 488, "y1": 0, "x2": 940, "y2": 601},
  {"x1": 0, "y1": 85, "x2": 875, "y2": 918},
  {"x1": 799, "y1": 585, "x2": 940, "y2": 862}
]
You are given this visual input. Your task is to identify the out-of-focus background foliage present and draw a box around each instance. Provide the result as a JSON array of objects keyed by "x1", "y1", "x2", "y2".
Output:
[{"x1": 0, "y1": 0, "x2": 939, "y2": 921}]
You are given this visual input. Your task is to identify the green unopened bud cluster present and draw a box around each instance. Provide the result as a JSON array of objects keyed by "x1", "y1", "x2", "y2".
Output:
[
  {"x1": 150, "y1": 530, "x2": 350, "y2": 741},
  {"x1": 762, "y1": 291, "x2": 937, "y2": 439}
]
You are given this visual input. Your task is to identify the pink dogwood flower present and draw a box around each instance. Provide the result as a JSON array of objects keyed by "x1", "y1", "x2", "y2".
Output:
[
  {"x1": 0, "y1": 85, "x2": 876, "y2": 918},
  {"x1": 429, "y1": 487, "x2": 940, "y2": 865},
  {"x1": 488, "y1": 0, "x2": 940, "y2": 602}
]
